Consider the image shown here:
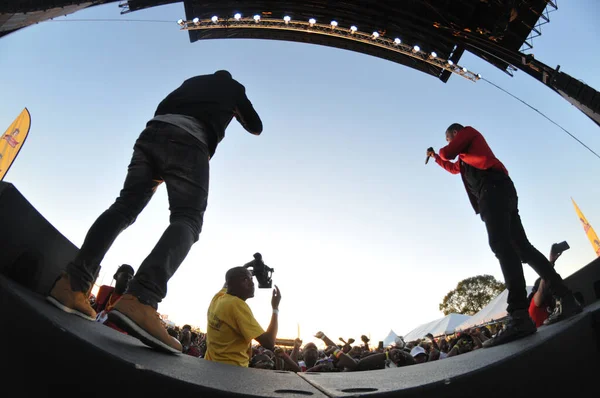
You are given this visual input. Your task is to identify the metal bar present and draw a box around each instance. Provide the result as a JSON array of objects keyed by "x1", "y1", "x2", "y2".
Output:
[{"x1": 181, "y1": 17, "x2": 481, "y2": 82}]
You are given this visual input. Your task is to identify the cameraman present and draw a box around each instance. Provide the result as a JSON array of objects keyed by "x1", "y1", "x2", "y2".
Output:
[{"x1": 205, "y1": 267, "x2": 282, "y2": 367}]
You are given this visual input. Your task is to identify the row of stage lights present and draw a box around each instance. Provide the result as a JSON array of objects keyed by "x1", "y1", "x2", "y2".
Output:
[{"x1": 176, "y1": 14, "x2": 481, "y2": 80}]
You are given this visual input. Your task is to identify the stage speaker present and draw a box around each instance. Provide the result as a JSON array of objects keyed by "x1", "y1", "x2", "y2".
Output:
[
  {"x1": 564, "y1": 256, "x2": 600, "y2": 307},
  {"x1": 0, "y1": 182, "x2": 77, "y2": 295}
]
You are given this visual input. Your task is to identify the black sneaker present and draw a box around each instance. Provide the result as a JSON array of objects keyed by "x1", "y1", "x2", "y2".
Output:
[
  {"x1": 483, "y1": 312, "x2": 536, "y2": 348},
  {"x1": 543, "y1": 294, "x2": 582, "y2": 326}
]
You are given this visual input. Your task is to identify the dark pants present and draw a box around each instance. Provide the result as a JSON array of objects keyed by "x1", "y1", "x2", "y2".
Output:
[
  {"x1": 67, "y1": 122, "x2": 209, "y2": 308},
  {"x1": 479, "y1": 180, "x2": 569, "y2": 315}
]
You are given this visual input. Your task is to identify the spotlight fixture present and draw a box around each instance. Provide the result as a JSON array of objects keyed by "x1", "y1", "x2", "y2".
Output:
[
  {"x1": 177, "y1": 19, "x2": 184, "y2": 26},
  {"x1": 430, "y1": 52, "x2": 437, "y2": 58},
  {"x1": 372, "y1": 31, "x2": 379, "y2": 38},
  {"x1": 284, "y1": 16, "x2": 291, "y2": 24},
  {"x1": 192, "y1": 17, "x2": 200, "y2": 25},
  {"x1": 253, "y1": 14, "x2": 261, "y2": 22},
  {"x1": 394, "y1": 38, "x2": 401, "y2": 44},
  {"x1": 309, "y1": 18, "x2": 316, "y2": 26},
  {"x1": 350, "y1": 26, "x2": 358, "y2": 33},
  {"x1": 412, "y1": 45, "x2": 420, "y2": 53},
  {"x1": 330, "y1": 20, "x2": 338, "y2": 28},
  {"x1": 234, "y1": 13, "x2": 242, "y2": 20},
  {"x1": 211, "y1": 16, "x2": 218, "y2": 23}
]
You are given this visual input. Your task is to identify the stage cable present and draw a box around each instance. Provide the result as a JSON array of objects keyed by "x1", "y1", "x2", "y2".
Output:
[{"x1": 482, "y1": 77, "x2": 600, "y2": 161}]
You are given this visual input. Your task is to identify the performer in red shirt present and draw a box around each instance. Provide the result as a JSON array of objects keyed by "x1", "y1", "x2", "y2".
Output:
[{"x1": 427, "y1": 124, "x2": 582, "y2": 347}]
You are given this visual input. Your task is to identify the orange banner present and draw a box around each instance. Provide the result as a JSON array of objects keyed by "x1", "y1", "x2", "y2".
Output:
[
  {"x1": 572, "y1": 197, "x2": 600, "y2": 257},
  {"x1": 0, "y1": 108, "x2": 31, "y2": 181}
]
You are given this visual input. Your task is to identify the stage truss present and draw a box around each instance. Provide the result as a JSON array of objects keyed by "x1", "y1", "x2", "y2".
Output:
[{"x1": 177, "y1": 15, "x2": 481, "y2": 83}]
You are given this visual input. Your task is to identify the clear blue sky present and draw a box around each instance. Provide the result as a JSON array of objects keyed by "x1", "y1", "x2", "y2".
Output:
[{"x1": 0, "y1": 1, "x2": 598, "y2": 343}]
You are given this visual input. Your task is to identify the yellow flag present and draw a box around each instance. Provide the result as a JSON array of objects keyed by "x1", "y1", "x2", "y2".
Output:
[
  {"x1": 572, "y1": 198, "x2": 600, "y2": 257},
  {"x1": 0, "y1": 108, "x2": 31, "y2": 181}
]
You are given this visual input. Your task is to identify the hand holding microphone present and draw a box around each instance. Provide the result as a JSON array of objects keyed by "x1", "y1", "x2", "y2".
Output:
[{"x1": 425, "y1": 147, "x2": 435, "y2": 164}]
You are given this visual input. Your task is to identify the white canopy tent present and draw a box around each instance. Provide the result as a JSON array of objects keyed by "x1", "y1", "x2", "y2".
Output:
[
  {"x1": 382, "y1": 330, "x2": 399, "y2": 347},
  {"x1": 454, "y1": 286, "x2": 533, "y2": 331},
  {"x1": 403, "y1": 313, "x2": 471, "y2": 342}
]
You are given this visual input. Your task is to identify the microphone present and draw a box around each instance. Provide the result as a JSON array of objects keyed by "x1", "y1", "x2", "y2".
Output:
[{"x1": 425, "y1": 147, "x2": 434, "y2": 164}]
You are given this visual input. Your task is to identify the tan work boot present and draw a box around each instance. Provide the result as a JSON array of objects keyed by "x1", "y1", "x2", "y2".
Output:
[
  {"x1": 46, "y1": 273, "x2": 97, "y2": 321},
  {"x1": 108, "y1": 294, "x2": 182, "y2": 354}
]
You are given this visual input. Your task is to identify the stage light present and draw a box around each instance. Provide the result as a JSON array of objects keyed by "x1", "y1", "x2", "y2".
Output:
[
  {"x1": 412, "y1": 45, "x2": 420, "y2": 52},
  {"x1": 477, "y1": 74, "x2": 482, "y2": 79},
  {"x1": 330, "y1": 20, "x2": 338, "y2": 28},
  {"x1": 177, "y1": 19, "x2": 184, "y2": 26},
  {"x1": 350, "y1": 25, "x2": 358, "y2": 33},
  {"x1": 192, "y1": 17, "x2": 200, "y2": 25},
  {"x1": 430, "y1": 52, "x2": 437, "y2": 58},
  {"x1": 462, "y1": 67, "x2": 468, "y2": 73},
  {"x1": 309, "y1": 18, "x2": 316, "y2": 26},
  {"x1": 234, "y1": 13, "x2": 242, "y2": 20},
  {"x1": 394, "y1": 38, "x2": 401, "y2": 44},
  {"x1": 372, "y1": 31, "x2": 379, "y2": 38},
  {"x1": 284, "y1": 16, "x2": 291, "y2": 23},
  {"x1": 211, "y1": 16, "x2": 218, "y2": 23},
  {"x1": 447, "y1": 60, "x2": 454, "y2": 66},
  {"x1": 253, "y1": 14, "x2": 261, "y2": 22}
]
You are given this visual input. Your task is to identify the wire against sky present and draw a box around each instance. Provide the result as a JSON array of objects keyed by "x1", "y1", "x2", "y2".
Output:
[{"x1": 482, "y1": 77, "x2": 600, "y2": 161}]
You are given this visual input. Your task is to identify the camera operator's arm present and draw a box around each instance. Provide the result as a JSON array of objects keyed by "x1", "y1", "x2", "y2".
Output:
[
  {"x1": 314, "y1": 331, "x2": 337, "y2": 348},
  {"x1": 255, "y1": 285, "x2": 281, "y2": 351}
]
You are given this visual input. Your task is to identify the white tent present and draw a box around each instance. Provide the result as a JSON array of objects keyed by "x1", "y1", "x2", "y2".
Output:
[
  {"x1": 382, "y1": 330, "x2": 399, "y2": 347},
  {"x1": 403, "y1": 313, "x2": 471, "y2": 342},
  {"x1": 454, "y1": 286, "x2": 533, "y2": 331}
]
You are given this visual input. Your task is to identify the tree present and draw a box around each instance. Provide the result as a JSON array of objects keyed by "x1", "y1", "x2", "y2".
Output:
[{"x1": 439, "y1": 275, "x2": 505, "y2": 316}]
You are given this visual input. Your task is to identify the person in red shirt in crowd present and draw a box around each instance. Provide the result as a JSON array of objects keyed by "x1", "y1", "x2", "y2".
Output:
[
  {"x1": 94, "y1": 264, "x2": 134, "y2": 333},
  {"x1": 528, "y1": 243, "x2": 568, "y2": 327},
  {"x1": 427, "y1": 123, "x2": 582, "y2": 348}
]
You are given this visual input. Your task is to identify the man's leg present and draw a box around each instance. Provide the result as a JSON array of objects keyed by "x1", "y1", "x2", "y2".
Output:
[
  {"x1": 110, "y1": 126, "x2": 209, "y2": 353},
  {"x1": 479, "y1": 186, "x2": 536, "y2": 348},
  {"x1": 48, "y1": 129, "x2": 160, "y2": 320},
  {"x1": 509, "y1": 203, "x2": 582, "y2": 325}
]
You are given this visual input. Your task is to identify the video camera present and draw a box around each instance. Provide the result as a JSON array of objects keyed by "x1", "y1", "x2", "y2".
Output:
[{"x1": 243, "y1": 252, "x2": 274, "y2": 289}]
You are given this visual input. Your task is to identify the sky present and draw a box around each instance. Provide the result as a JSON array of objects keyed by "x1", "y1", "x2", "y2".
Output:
[{"x1": 0, "y1": 1, "x2": 599, "y2": 345}]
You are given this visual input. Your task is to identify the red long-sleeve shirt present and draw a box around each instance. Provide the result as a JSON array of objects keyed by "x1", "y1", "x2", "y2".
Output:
[{"x1": 434, "y1": 126, "x2": 509, "y2": 214}]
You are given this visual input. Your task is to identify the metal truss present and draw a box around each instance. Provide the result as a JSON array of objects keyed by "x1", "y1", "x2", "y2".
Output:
[
  {"x1": 520, "y1": 0, "x2": 558, "y2": 52},
  {"x1": 179, "y1": 16, "x2": 482, "y2": 82},
  {"x1": 118, "y1": 1, "x2": 130, "y2": 14}
]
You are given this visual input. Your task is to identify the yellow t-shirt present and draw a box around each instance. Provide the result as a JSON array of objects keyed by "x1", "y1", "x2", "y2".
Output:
[{"x1": 205, "y1": 288, "x2": 266, "y2": 367}]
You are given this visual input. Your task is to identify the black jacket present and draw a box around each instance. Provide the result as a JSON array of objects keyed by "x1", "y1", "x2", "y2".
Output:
[{"x1": 154, "y1": 73, "x2": 262, "y2": 157}]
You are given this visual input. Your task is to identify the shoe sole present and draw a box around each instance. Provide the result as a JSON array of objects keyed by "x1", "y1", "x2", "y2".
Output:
[
  {"x1": 107, "y1": 310, "x2": 181, "y2": 354},
  {"x1": 543, "y1": 307, "x2": 583, "y2": 326},
  {"x1": 46, "y1": 296, "x2": 96, "y2": 321}
]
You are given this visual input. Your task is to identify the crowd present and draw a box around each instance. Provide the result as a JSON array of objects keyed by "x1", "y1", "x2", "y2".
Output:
[
  {"x1": 82, "y1": 259, "x2": 516, "y2": 372},
  {"x1": 80, "y1": 240, "x2": 570, "y2": 373}
]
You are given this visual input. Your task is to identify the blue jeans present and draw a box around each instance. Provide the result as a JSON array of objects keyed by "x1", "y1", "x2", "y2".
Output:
[{"x1": 67, "y1": 121, "x2": 209, "y2": 308}]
